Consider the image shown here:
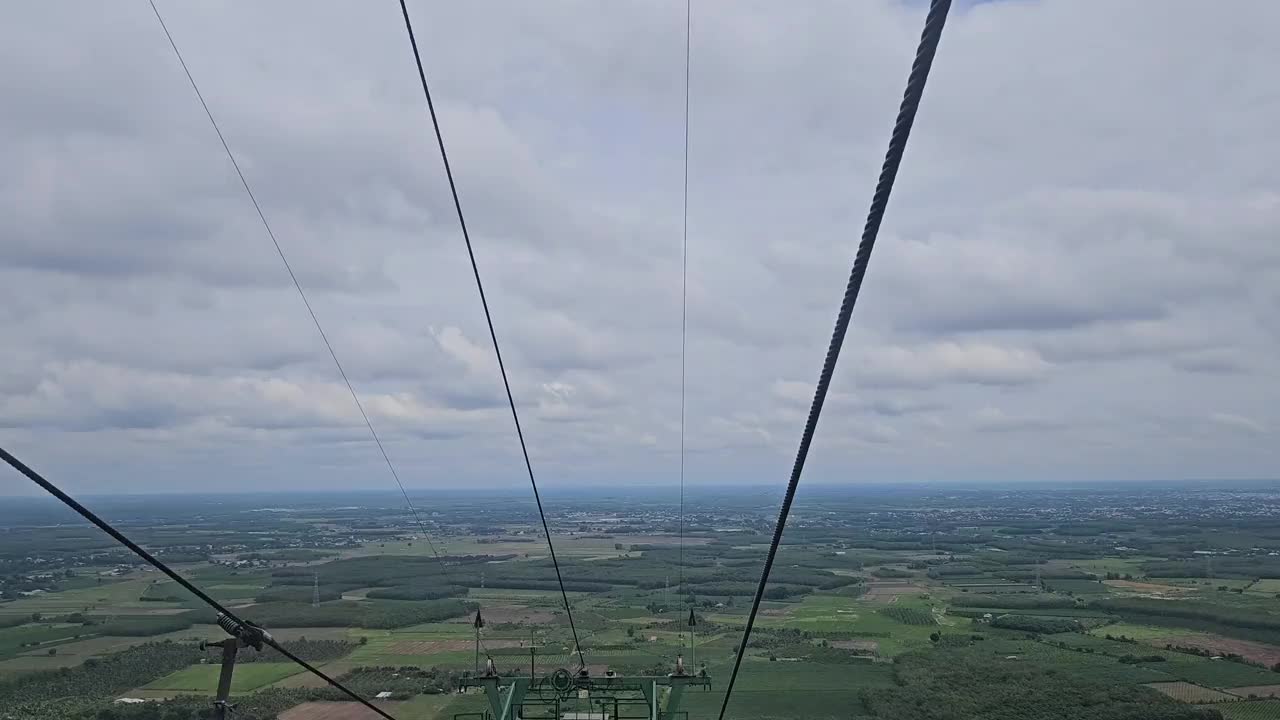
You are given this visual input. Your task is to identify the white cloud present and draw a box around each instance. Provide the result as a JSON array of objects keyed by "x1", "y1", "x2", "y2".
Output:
[
  {"x1": 857, "y1": 342, "x2": 1050, "y2": 388},
  {"x1": 1, "y1": 0, "x2": 1277, "y2": 493},
  {"x1": 1208, "y1": 413, "x2": 1266, "y2": 436}
]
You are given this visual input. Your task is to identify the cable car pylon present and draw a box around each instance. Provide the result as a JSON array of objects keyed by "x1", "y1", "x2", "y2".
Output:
[{"x1": 473, "y1": 609, "x2": 485, "y2": 675}]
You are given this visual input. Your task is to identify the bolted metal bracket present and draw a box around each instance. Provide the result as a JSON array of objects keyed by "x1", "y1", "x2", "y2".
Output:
[{"x1": 201, "y1": 614, "x2": 276, "y2": 719}]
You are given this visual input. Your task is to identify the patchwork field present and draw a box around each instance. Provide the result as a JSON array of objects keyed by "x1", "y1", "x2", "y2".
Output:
[
  {"x1": 862, "y1": 581, "x2": 929, "y2": 603},
  {"x1": 1087, "y1": 622, "x2": 1186, "y2": 641},
  {"x1": 1164, "y1": 635, "x2": 1280, "y2": 668},
  {"x1": 1228, "y1": 685, "x2": 1280, "y2": 699},
  {"x1": 1104, "y1": 579, "x2": 1195, "y2": 596},
  {"x1": 1216, "y1": 700, "x2": 1280, "y2": 719},
  {"x1": 10, "y1": 488, "x2": 1280, "y2": 720},
  {"x1": 1144, "y1": 681, "x2": 1239, "y2": 703}
]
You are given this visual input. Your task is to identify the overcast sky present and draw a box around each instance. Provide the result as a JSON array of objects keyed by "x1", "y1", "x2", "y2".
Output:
[{"x1": 2, "y1": 0, "x2": 1277, "y2": 496}]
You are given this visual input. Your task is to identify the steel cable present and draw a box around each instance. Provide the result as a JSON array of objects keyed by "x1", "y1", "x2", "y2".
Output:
[
  {"x1": 394, "y1": 0, "x2": 586, "y2": 669},
  {"x1": 716, "y1": 2, "x2": 952, "y2": 718}
]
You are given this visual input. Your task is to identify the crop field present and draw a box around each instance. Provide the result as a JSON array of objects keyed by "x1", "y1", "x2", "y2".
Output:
[
  {"x1": 1087, "y1": 622, "x2": 1187, "y2": 641},
  {"x1": 1144, "y1": 681, "x2": 1240, "y2": 703},
  {"x1": 1048, "y1": 558, "x2": 1157, "y2": 576},
  {"x1": 1158, "y1": 655, "x2": 1280, "y2": 688},
  {"x1": 0, "y1": 577, "x2": 173, "y2": 617},
  {"x1": 1216, "y1": 701, "x2": 1280, "y2": 720},
  {"x1": 1104, "y1": 579, "x2": 1196, "y2": 596},
  {"x1": 962, "y1": 606, "x2": 1110, "y2": 618},
  {"x1": 1040, "y1": 579, "x2": 1110, "y2": 594},
  {"x1": 1163, "y1": 634, "x2": 1280, "y2": 668},
  {"x1": 724, "y1": 595, "x2": 943, "y2": 656},
  {"x1": 1228, "y1": 685, "x2": 1280, "y2": 699},
  {"x1": 10, "y1": 488, "x2": 1280, "y2": 720},
  {"x1": 1155, "y1": 578, "x2": 1257, "y2": 591},
  {"x1": 143, "y1": 662, "x2": 305, "y2": 694},
  {"x1": 683, "y1": 660, "x2": 898, "y2": 720},
  {"x1": 862, "y1": 582, "x2": 929, "y2": 602},
  {"x1": 879, "y1": 606, "x2": 935, "y2": 625}
]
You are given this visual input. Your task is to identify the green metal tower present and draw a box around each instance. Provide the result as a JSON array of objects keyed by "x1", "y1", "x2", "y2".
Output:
[{"x1": 459, "y1": 666, "x2": 710, "y2": 720}]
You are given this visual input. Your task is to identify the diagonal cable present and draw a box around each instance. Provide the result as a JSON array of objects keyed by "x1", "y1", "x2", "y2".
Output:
[
  {"x1": 717, "y1": 2, "x2": 952, "y2": 718},
  {"x1": 394, "y1": 0, "x2": 586, "y2": 669},
  {"x1": 147, "y1": 0, "x2": 453, "y2": 584},
  {"x1": 0, "y1": 446, "x2": 398, "y2": 720}
]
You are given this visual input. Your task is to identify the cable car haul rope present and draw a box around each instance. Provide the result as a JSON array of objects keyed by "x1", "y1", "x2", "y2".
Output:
[{"x1": 717, "y1": 0, "x2": 951, "y2": 717}]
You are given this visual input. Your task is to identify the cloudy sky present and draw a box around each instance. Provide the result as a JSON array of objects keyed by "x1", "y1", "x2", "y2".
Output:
[{"x1": 2, "y1": 0, "x2": 1277, "y2": 496}]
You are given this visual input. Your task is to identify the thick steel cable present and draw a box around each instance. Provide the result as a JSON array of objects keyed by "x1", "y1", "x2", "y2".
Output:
[
  {"x1": 0, "y1": 446, "x2": 398, "y2": 720},
  {"x1": 395, "y1": 0, "x2": 586, "y2": 669},
  {"x1": 716, "y1": 2, "x2": 952, "y2": 718},
  {"x1": 147, "y1": 0, "x2": 454, "y2": 585}
]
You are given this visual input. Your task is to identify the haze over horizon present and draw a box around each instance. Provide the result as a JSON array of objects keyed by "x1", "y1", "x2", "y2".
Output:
[{"x1": 3, "y1": 0, "x2": 1277, "y2": 496}]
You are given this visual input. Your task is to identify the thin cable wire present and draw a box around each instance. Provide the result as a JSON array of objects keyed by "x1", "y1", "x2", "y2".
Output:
[
  {"x1": 147, "y1": 0, "x2": 453, "y2": 585},
  {"x1": 394, "y1": 0, "x2": 586, "y2": 670},
  {"x1": 0, "y1": 446, "x2": 398, "y2": 720},
  {"x1": 716, "y1": 2, "x2": 952, "y2": 718},
  {"x1": 678, "y1": 0, "x2": 692, "y2": 649}
]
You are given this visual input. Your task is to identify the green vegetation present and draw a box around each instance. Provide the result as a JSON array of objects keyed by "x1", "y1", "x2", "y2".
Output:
[
  {"x1": 254, "y1": 585, "x2": 346, "y2": 603},
  {"x1": 146, "y1": 661, "x2": 303, "y2": 693},
  {"x1": 92, "y1": 613, "x2": 200, "y2": 636},
  {"x1": 1216, "y1": 701, "x2": 1280, "y2": 720},
  {"x1": 9, "y1": 487, "x2": 1280, "y2": 719},
  {"x1": 249, "y1": 638, "x2": 355, "y2": 663},
  {"x1": 1043, "y1": 578, "x2": 1111, "y2": 594},
  {"x1": 1095, "y1": 598, "x2": 1280, "y2": 635},
  {"x1": 365, "y1": 583, "x2": 469, "y2": 600},
  {"x1": 989, "y1": 614, "x2": 1082, "y2": 634},
  {"x1": 952, "y1": 594, "x2": 1078, "y2": 609},
  {"x1": 0, "y1": 641, "x2": 202, "y2": 717},
  {"x1": 688, "y1": 661, "x2": 897, "y2": 719},
  {"x1": 0, "y1": 622, "x2": 91, "y2": 659},
  {"x1": 879, "y1": 606, "x2": 936, "y2": 626},
  {"x1": 240, "y1": 548, "x2": 338, "y2": 562},
  {"x1": 242, "y1": 599, "x2": 473, "y2": 629},
  {"x1": 1144, "y1": 558, "x2": 1280, "y2": 580},
  {"x1": 861, "y1": 643, "x2": 1223, "y2": 719}
]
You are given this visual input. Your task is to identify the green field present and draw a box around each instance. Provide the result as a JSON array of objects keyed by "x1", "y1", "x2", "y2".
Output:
[
  {"x1": 1159, "y1": 655, "x2": 1279, "y2": 688},
  {"x1": 1249, "y1": 579, "x2": 1280, "y2": 594},
  {"x1": 143, "y1": 662, "x2": 305, "y2": 693},
  {"x1": 1156, "y1": 577, "x2": 1257, "y2": 591},
  {"x1": 1049, "y1": 557, "x2": 1157, "y2": 576},
  {"x1": 1215, "y1": 700, "x2": 1280, "y2": 719},
  {"x1": 0, "y1": 634, "x2": 155, "y2": 674},
  {"x1": 1041, "y1": 579, "x2": 1111, "y2": 595},
  {"x1": 722, "y1": 594, "x2": 944, "y2": 656},
  {"x1": 0, "y1": 623, "x2": 94, "y2": 660},
  {"x1": 683, "y1": 660, "x2": 897, "y2": 719},
  {"x1": 0, "y1": 577, "x2": 172, "y2": 616},
  {"x1": 1087, "y1": 622, "x2": 1189, "y2": 641}
]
